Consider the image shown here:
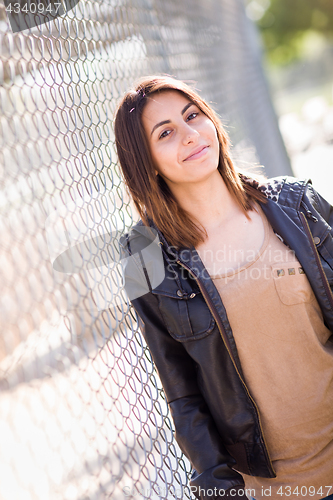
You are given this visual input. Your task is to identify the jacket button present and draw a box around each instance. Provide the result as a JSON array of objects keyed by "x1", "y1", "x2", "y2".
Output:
[
  {"x1": 313, "y1": 236, "x2": 320, "y2": 245},
  {"x1": 176, "y1": 289, "x2": 183, "y2": 297}
]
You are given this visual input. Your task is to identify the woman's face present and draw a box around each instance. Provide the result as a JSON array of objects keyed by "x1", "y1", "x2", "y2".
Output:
[{"x1": 142, "y1": 90, "x2": 220, "y2": 189}]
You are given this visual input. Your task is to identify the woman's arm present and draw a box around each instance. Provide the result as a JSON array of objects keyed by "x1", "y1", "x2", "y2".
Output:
[{"x1": 119, "y1": 236, "x2": 245, "y2": 500}]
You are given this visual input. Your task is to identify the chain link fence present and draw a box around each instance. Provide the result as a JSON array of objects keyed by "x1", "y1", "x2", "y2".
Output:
[{"x1": 0, "y1": 1, "x2": 292, "y2": 499}]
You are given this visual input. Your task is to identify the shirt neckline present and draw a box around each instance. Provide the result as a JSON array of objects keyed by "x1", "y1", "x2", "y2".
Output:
[{"x1": 211, "y1": 203, "x2": 271, "y2": 279}]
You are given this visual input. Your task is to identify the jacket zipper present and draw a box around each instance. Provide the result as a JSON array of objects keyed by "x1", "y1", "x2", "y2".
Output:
[
  {"x1": 300, "y1": 201, "x2": 318, "y2": 223},
  {"x1": 176, "y1": 259, "x2": 276, "y2": 477},
  {"x1": 300, "y1": 212, "x2": 333, "y2": 308}
]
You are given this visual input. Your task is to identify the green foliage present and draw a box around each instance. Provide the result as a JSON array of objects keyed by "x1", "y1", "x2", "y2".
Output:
[{"x1": 252, "y1": 0, "x2": 333, "y2": 64}]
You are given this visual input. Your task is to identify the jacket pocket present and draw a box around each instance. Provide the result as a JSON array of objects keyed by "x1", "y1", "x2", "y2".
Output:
[
  {"x1": 271, "y1": 261, "x2": 315, "y2": 306},
  {"x1": 152, "y1": 289, "x2": 215, "y2": 342}
]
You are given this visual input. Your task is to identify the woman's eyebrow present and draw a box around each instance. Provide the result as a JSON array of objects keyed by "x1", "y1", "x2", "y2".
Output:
[
  {"x1": 150, "y1": 120, "x2": 170, "y2": 137},
  {"x1": 150, "y1": 102, "x2": 194, "y2": 136},
  {"x1": 181, "y1": 102, "x2": 194, "y2": 115}
]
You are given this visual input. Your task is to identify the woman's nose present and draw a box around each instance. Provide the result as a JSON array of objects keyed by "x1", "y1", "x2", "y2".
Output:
[{"x1": 182, "y1": 123, "x2": 199, "y2": 144}]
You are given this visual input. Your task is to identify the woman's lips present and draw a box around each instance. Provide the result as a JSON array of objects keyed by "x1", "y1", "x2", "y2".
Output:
[{"x1": 184, "y1": 145, "x2": 209, "y2": 161}]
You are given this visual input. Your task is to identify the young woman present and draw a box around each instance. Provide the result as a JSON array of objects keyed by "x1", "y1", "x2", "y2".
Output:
[{"x1": 114, "y1": 75, "x2": 333, "y2": 500}]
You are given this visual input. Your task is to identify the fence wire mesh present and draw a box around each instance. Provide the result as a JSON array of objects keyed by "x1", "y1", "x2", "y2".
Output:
[{"x1": 0, "y1": 1, "x2": 292, "y2": 499}]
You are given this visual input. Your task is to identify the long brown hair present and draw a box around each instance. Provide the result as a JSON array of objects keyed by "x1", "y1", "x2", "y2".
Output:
[{"x1": 114, "y1": 75, "x2": 266, "y2": 249}]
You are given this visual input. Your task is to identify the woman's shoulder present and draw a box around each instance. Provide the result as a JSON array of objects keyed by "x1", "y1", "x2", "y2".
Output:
[
  {"x1": 260, "y1": 175, "x2": 309, "y2": 203},
  {"x1": 119, "y1": 220, "x2": 159, "y2": 256},
  {"x1": 242, "y1": 174, "x2": 333, "y2": 226},
  {"x1": 240, "y1": 172, "x2": 311, "y2": 204}
]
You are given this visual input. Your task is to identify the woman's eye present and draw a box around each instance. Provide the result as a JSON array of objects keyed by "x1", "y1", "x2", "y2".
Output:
[
  {"x1": 159, "y1": 129, "x2": 171, "y2": 139},
  {"x1": 187, "y1": 112, "x2": 199, "y2": 121}
]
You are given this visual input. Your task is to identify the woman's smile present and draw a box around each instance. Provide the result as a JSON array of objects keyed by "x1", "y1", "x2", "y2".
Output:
[
  {"x1": 183, "y1": 145, "x2": 209, "y2": 161},
  {"x1": 141, "y1": 90, "x2": 220, "y2": 187}
]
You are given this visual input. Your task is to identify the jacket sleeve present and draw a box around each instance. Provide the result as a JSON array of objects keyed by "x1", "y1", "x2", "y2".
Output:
[
  {"x1": 119, "y1": 236, "x2": 245, "y2": 500},
  {"x1": 304, "y1": 183, "x2": 333, "y2": 277}
]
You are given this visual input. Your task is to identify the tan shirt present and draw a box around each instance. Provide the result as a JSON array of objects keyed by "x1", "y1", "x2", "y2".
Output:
[{"x1": 210, "y1": 205, "x2": 333, "y2": 500}]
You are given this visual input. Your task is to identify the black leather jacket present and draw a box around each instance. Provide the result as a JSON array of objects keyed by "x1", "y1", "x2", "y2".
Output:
[{"x1": 119, "y1": 176, "x2": 333, "y2": 500}]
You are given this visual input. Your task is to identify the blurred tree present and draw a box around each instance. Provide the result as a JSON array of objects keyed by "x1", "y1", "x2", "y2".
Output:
[{"x1": 246, "y1": 0, "x2": 333, "y2": 64}]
